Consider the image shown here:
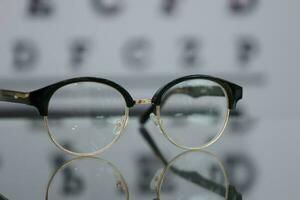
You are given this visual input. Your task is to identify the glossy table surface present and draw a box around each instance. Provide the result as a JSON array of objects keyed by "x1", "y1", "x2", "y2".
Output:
[
  {"x1": 0, "y1": 115, "x2": 299, "y2": 200},
  {"x1": 0, "y1": 116, "x2": 244, "y2": 200}
]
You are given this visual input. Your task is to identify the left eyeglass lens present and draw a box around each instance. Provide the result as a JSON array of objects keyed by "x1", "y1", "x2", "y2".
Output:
[
  {"x1": 47, "y1": 82, "x2": 127, "y2": 155},
  {"x1": 158, "y1": 79, "x2": 229, "y2": 149}
]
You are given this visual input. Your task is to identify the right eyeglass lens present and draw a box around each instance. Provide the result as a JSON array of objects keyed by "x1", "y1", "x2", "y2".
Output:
[
  {"x1": 159, "y1": 79, "x2": 228, "y2": 149},
  {"x1": 47, "y1": 81, "x2": 127, "y2": 155}
]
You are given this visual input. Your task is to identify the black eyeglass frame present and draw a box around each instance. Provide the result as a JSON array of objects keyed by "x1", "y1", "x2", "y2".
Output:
[
  {"x1": 0, "y1": 74, "x2": 242, "y2": 155},
  {"x1": 0, "y1": 74, "x2": 242, "y2": 116}
]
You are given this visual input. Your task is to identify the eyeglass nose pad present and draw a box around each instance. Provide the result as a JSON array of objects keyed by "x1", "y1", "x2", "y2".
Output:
[
  {"x1": 150, "y1": 113, "x2": 160, "y2": 128},
  {"x1": 150, "y1": 113, "x2": 164, "y2": 134},
  {"x1": 150, "y1": 168, "x2": 164, "y2": 191},
  {"x1": 113, "y1": 116, "x2": 126, "y2": 136},
  {"x1": 115, "y1": 177, "x2": 127, "y2": 193}
]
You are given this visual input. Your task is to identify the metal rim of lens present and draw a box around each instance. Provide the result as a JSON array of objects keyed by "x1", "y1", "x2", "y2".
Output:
[
  {"x1": 45, "y1": 156, "x2": 129, "y2": 200},
  {"x1": 44, "y1": 82, "x2": 130, "y2": 156},
  {"x1": 155, "y1": 81, "x2": 230, "y2": 150},
  {"x1": 44, "y1": 107, "x2": 129, "y2": 156},
  {"x1": 155, "y1": 150, "x2": 229, "y2": 200}
]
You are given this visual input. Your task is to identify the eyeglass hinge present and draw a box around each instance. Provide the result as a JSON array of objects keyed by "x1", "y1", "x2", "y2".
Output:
[{"x1": 14, "y1": 92, "x2": 30, "y2": 99}]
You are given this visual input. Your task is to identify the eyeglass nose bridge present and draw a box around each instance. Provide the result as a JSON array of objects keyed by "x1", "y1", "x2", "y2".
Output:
[{"x1": 134, "y1": 98, "x2": 152, "y2": 105}]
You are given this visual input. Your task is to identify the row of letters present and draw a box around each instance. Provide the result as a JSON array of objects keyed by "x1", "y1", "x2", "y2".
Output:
[
  {"x1": 10, "y1": 36, "x2": 259, "y2": 71},
  {"x1": 27, "y1": 0, "x2": 259, "y2": 17}
]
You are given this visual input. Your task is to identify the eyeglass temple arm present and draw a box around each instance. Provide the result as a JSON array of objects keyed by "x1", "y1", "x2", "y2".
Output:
[
  {"x1": 139, "y1": 127, "x2": 169, "y2": 165},
  {"x1": 139, "y1": 126, "x2": 242, "y2": 200},
  {"x1": 139, "y1": 85, "x2": 224, "y2": 124},
  {"x1": 0, "y1": 90, "x2": 31, "y2": 105},
  {"x1": 0, "y1": 193, "x2": 9, "y2": 200},
  {"x1": 0, "y1": 90, "x2": 29, "y2": 200}
]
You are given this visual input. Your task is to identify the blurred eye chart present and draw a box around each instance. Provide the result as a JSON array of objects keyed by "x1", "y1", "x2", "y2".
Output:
[{"x1": 0, "y1": 0, "x2": 300, "y2": 200}]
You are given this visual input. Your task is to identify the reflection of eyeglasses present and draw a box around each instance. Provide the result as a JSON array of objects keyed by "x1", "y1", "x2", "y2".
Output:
[
  {"x1": 0, "y1": 129, "x2": 242, "y2": 200},
  {"x1": 0, "y1": 74, "x2": 242, "y2": 156},
  {"x1": 0, "y1": 135, "x2": 242, "y2": 200},
  {"x1": 139, "y1": 127, "x2": 242, "y2": 200},
  {"x1": 46, "y1": 156, "x2": 129, "y2": 200},
  {"x1": 153, "y1": 150, "x2": 233, "y2": 200}
]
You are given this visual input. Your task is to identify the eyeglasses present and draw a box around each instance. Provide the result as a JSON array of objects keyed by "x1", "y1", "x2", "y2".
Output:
[{"x1": 0, "y1": 74, "x2": 242, "y2": 156}]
